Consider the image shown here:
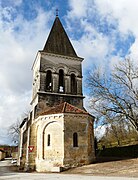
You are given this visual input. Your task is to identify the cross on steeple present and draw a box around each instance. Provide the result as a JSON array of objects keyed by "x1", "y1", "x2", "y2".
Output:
[{"x1": 56, "y1": 8, "x2": 59, "y2": 17}]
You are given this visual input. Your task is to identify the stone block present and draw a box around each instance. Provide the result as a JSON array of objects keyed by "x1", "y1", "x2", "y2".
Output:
[{"x1": 51, "y1": 167, "x2": 63, "y2": 172}]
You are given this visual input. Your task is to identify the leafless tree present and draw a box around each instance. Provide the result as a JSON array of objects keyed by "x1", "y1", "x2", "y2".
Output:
[
  {"x1": 87, "y1": 58, "x2": 138, "y2": 132},
  {"x1": 99, "y1": 121, "x2": 138, "y2": 147},
  {"x1": 8, "y1": 110, "x2": 30, "y2": 144},
  {"x1": 8, "y1": 119, "x2": 21, "y2": 144}
]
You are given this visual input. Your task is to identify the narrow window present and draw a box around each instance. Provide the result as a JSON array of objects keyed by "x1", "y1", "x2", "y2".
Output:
[
  {"x1": 46, "y1": 70, "x2": 52, "y2": 91},
  {"x1": 71, "y1": 74, "x2": 77, "y2": 94},
  {"x1": 58, "y1": 69, "x2": 64, "y2": 92},
  {"x1": 30, "y1": 111, "x2": 32, "y2": 120},
  {"x1": 73, "y1": 132, "x2": 78, "y2": 147},
  {"x1": 47, "y1": 134, "x2": 50, "y2": 146},
  {"x1": 34, "y1": 105, "x2": 37, "y2": 118}
]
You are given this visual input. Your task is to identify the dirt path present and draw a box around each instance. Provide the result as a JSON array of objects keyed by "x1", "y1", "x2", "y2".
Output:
[
  {"x1": 1, "y1": 159, "x2": 137, "y2": 180},
  {"x1": 63, "y1": 158, "x2": 138, "y2": 178},
  {"x1": 0, "y1": 158, "x2": 15, "y2": 176}
]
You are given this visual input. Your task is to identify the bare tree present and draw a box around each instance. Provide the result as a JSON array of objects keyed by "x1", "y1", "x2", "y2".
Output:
[
  {"x1": 8, "y1": 119, "x2": 21, "y2": 145},
  {"x1": 99, "y1": 121, "x2": 138, "y2": 147},
  {"x1": 87, "y1": 58, "x2": 138, "y2": 132},
  {"x1": 8, "y1": 110, "x2": 30, "y2": 145}
]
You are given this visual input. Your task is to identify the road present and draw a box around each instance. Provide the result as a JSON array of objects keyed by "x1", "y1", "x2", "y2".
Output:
[{"x1": 0, "y1": 159, "x2": 138, "y2": 180}]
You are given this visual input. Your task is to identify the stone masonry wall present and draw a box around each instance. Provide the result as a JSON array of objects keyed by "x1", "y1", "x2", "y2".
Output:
[
  {"x1": 40, "y1": 54, "x2": 82, "y2": 95},
  {"x1": 28, "y1": 123, "x2": 37, "y2": 170},
  {"x1": 63, "y1": 114, "x2": 95, "y2": 168},
  {"x1": 35, "y1": 114, "x2": 64, "y2": 172}
]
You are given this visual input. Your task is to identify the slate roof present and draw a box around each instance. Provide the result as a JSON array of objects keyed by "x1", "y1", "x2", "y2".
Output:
[
  {"x1": 40, "y1": 102, "x2": 88, "y2": 116},
  {"x1": 43, "y1": 16, "x2": 78, "y2": 58}
]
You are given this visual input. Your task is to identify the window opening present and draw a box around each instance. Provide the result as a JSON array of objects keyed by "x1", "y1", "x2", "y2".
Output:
[
  {"x1": 47, "y1": 134, "x2": 50, "y2": 146},
  {"x1": 73, "y1": 132, "x2": 78, "y2": 147},
  {"x1": 58, "y1": 69, "x2": 64, "y2": 92},
  {"x1": 71, "y1": 74, "x2": 77, "y2": 94},
  {"x1": 46, "y1": 70, "x2": 52, "y2": 91},
  {"x1": 30, "y1": 111, "x2": 32, "y2": 120},
  {"x1": 34, "y1": 105, "x2": 37, "y2": 118}
]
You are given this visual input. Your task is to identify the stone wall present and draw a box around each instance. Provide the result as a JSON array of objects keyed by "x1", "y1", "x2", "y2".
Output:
[
  {"x1": 35, "y1": 114, "x2": 64, "y2": 172},
  {"x1": 64, "y1": 114, "x2": 95, "y2": 168},
  {"x1": 28, "y1": 123, "x2": 37, "y2": 170},
  {"x1": 40, "y1": 53, "x2": 83, "y2": 95},
  {"x1": 31, "y1": 52, "x2": 84, "y2": 118},
  {"x1": 19, "y1": 109, "x2": 95, "y2": 172},
  {"x1": 37, "y1": 93, "x2": 84, "y2": 111}
]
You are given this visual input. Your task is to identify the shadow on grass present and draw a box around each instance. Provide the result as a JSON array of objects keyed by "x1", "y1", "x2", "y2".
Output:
[{"x1": 95, "y1": 144, "x2": 138, "y2": 163}]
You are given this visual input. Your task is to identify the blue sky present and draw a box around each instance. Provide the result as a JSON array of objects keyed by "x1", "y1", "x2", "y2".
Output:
[{"x1": 0, "y1": 0, "x2": 138, "y2": 144}]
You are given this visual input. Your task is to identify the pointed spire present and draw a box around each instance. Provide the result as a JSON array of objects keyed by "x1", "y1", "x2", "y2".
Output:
[{"x1": 43, "y1": 16, "x2": 78, "y2": 57}]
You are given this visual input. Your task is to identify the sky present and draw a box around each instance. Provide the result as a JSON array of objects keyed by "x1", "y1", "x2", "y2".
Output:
[{"x1": 0, "y1": 0, "x2": 138, "y2": 144}]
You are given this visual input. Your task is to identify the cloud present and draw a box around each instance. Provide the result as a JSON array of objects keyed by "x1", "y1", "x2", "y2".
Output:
[
  {"x1": 66, "y1": 1, "x2": 115, "y2": 71},
  {"x1": 95, "y1": 0, "x2": 138, "y2": 60},
  {"x1": 95, "y1": 125, "x2": 106, "y2": 140},
  {"x1": 67, "y1": 0, "x2": 138, "y2": 65},
  {"x1": 0, "y1": 2, "x2": 54, "y2": 144},
  {"x1": 68, "y1": 0, "x2": 89, "y2": 18},
  {"x1": 1, "y1": 0, "x2": 23, "y2": 8},
  {"x1": 0, "y1": 91, "x2": 31, "y2": 128},
  {"x1": 95, "y1": 0, "x2": 138, "y2": 33},
  {"x1": 73, "y1": 31, "x2": 112, "y2": 69}
]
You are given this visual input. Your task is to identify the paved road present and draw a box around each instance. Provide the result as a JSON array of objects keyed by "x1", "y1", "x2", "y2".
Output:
[{"x1": 0, "y1": 159, "x2": 138, "y2": 180}]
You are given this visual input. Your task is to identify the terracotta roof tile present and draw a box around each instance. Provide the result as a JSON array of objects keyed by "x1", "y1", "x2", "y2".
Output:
[{"x1": 39, "y1": 102, "x2": 88, "y2": 116}]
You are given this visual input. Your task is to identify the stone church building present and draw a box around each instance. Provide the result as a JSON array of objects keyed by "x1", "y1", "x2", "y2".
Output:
[{"x1": 18, "y1": 15, "x2": 95, "y2": 172}]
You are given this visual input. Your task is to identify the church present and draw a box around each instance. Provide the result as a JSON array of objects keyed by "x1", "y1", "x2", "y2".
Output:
[{"x1": 18, "y1": 14, "x2": 95, "y2": 172}]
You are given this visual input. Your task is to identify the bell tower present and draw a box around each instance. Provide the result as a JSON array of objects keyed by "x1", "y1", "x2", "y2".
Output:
[{"x1": 31, "y1": 16, "x2": 84, "y2": 118}]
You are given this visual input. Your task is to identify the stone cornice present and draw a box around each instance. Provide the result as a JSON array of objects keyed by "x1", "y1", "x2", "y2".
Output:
[
  {"x1": 39, "y1": 51, "x2": 84, "y2": 62},
  {"x1": 38, "y1": 91, "x2": 84, "y2": 98}
]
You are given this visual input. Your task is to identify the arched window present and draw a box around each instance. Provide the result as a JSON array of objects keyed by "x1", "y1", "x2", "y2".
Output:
[
  {"x1": 58, "y1": 69, "x2": 64, "y2": 92},
  {"x1": 71, "y1": 74, "x2": 77, "y2": 94},
  {"x1": 46, "y1": 70, "x2": 52, "y2": 91},
  {"x1": 47, "y1": 134, "x2": 50, "y2": 146},
  {"x1": 73, "y1": 132, "x2": 78, "y2": 147}
]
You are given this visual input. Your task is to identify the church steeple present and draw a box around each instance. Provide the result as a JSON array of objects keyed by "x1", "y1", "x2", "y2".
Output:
[
  {"x1": 43, "y1": 16, "x2": 78, "y2": 58},
  {"x1": 31, "y1": 15, "x2": 84, "y2": 119}
]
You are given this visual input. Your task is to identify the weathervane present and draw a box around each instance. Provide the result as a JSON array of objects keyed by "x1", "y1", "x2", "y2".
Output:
[{"x1": 56, "y1": 8, "x2": 59, "y2": 17}]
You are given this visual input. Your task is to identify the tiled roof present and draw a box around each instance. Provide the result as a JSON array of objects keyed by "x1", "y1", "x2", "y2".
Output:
[
  {"x1": 43, "y1": 16, "x2": 78, "y2": 58},
  {"x1": 39, "y1": 102, "x2": 88, "y2": 116}
]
